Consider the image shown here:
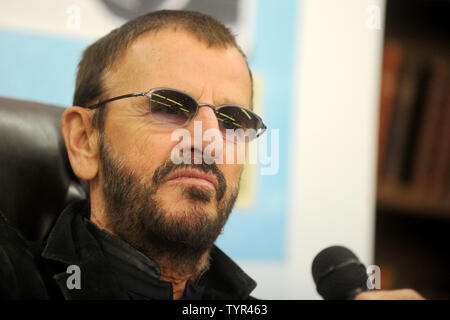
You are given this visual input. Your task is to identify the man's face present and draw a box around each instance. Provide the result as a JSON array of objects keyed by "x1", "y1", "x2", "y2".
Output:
[{"x1": 96, "y1": 28, "x2": 252, "y2": 262}]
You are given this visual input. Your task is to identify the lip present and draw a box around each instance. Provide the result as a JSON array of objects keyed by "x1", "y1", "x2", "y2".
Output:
[{"x1": 165, "y1": 169, "x2": 219, "y2": 191}]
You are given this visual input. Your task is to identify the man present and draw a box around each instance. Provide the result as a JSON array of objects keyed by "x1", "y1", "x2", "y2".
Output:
[
  {"x1": 0, "y1": 10, "x2": 423, "y2": 300},
  {"x1": 1, "y1": 10, "x2": 260, "y2": 300}
]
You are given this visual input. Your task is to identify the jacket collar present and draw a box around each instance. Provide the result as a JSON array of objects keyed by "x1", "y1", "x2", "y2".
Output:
[
  {"x1": 199, "y1": 246, "x2": 257, "y2": 299},
  {"x1": 42, "y1": 200, "x2": 257, "y2": 299},
  {"x1": 41, "y1": 200, "x2": 129, "y2": 299}
]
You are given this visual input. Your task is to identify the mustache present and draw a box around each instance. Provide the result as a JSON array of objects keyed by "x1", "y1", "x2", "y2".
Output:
[{"x1": 152, "y1": 160, "x2": 227, "y2": 201}]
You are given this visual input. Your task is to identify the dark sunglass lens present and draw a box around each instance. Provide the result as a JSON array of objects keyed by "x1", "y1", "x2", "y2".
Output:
[
  {"x1": 216, "y1": 106, "x2": 262, "y2": 142},
  {"x1": 149, "y1": 89, "x2": 196, "y2": 125}
]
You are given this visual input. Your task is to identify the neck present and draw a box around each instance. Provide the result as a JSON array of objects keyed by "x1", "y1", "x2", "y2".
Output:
[
  {"x1": 155, "y1": 250, "x2": 211, "y2": 300},
  {"x1": 89, "y1": 202, "x2": 213, "y2": 299},
  {"x1": 89, "y1": 214, "x2": 211, "y2": 299}
]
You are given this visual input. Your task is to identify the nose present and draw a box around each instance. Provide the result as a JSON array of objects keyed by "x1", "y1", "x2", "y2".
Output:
[
  {"x1": 194, "y1": 104, "x2": 219, "y2": 131},
  {"x1": 183, "y1": 103, "x2": 220, "y2": 132},
  {"x1": 183, "y1": 103, "x2": 224, "y2": 164}
]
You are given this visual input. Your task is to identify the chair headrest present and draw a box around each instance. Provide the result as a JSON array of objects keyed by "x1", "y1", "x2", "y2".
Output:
[{"x1": 0, "y1": 97, "x2": 87, "y2": 241}]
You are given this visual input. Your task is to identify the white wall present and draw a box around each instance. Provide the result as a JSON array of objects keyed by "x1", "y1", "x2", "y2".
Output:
[{"x1": 241, "y1": 0, "x2": 385, "y2": 299}]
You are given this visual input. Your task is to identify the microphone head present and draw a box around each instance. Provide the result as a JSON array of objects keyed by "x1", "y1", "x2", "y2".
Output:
[{"x1": 312, "y1": 246, "x2": 369, "y2": 300}]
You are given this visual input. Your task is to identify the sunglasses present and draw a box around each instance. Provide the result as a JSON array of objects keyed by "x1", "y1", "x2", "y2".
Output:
[{"x1": 86, "y1": 87, "x2": 266, "y2": 143}]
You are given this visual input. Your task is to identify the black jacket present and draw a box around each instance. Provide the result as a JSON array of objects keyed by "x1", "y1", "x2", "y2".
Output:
[{"x1": 0, "y1": 200, "x2": 256, "y2": 299}]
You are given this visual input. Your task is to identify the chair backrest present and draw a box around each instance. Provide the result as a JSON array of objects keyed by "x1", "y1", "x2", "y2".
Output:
[{"x1": 0, "y1": 97, "x2": 87, "y2": 241}]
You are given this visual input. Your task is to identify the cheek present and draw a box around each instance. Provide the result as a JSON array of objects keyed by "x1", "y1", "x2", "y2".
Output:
[
  {"x1": 133, "y1": 133, "x2": 178, "y2": 172},
  {"x1": 108, "y1": 122, "x2": 179, "y2": 176},
  {"x1": 216, "y1": 140, "x2": 245, "y2": 189},
  {"x1": 219, "y1": 163, "x2": 243, "y2": 188},
  {"x1": 221, "y1": 139, "x2": 248, "y2": 165}
]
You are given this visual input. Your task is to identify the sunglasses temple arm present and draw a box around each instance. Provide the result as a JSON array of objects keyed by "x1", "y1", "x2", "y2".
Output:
[{"x1": 85, "y1": 92, "x2": 146, "y2": 109}]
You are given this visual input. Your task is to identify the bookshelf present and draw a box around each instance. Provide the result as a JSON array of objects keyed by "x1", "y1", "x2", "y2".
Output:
[{"x1": 375, "y1": 0, "x2": 450, "y2": 299}]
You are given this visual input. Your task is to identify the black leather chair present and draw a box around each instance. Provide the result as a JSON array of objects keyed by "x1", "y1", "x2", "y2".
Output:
[{"x1": 0, "y1": 97, "x2": 87, "y2": 241}]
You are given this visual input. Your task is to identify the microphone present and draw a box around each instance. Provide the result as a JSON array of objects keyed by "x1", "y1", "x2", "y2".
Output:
[{"x1": 312, "y1": 245, "x2": 371, "y2": 300}]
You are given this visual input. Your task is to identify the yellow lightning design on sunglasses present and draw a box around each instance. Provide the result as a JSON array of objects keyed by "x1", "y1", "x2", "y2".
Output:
[
  {"x1": 150, "y1": 99, "x2": 171, "y2": 107},
  {"x1": 219, "y1": 112, "x2": 236, "y2": 121},
  {"x1": 218, "y1": 118, "x2": 242, "y2": 128},
  {"x1": 152, "y1": 92, "x2": 245, "y2": 127},
  {"x1": 153, "y1": 93, "x2": 190, "y2": 113},
  {"x1": 241, "y1": 108, "x2": 252, "y2": 119}
]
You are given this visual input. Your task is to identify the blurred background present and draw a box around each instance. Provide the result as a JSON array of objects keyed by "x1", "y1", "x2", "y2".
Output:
[
  {"x1": 0, "y1": 0, "x2": 448, "y2": 299},
  {"x1": 375, "y1": 0, "x2": 450, "y2": 299}
]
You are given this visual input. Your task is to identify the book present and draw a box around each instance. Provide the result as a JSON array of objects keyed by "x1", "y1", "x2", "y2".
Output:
[
  {"x1": 382, "y1": 51, "x2": 430, "y2": 185},
  {"x1": 377, "y1": 40, "x2": 405, "y2": 177},
  {"x1": 411, "y1": 59, "x2": 450, "y2": 198},
  {"x1": 429, "y1": 63, "x2": 450, "y2": 201}
]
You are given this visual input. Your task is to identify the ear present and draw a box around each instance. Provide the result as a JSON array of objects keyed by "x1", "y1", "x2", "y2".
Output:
[{"x1": 61, "y1": 106, "x2": 100, "y2": 181}]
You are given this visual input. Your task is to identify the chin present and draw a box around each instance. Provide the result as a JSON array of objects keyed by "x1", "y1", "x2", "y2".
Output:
[
  {"x1": 168, "y1": 199, "x2": 217, "y2": 213},
  {"x1": 160, "y1": 184, "x2": 216, "y2": 203}
]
